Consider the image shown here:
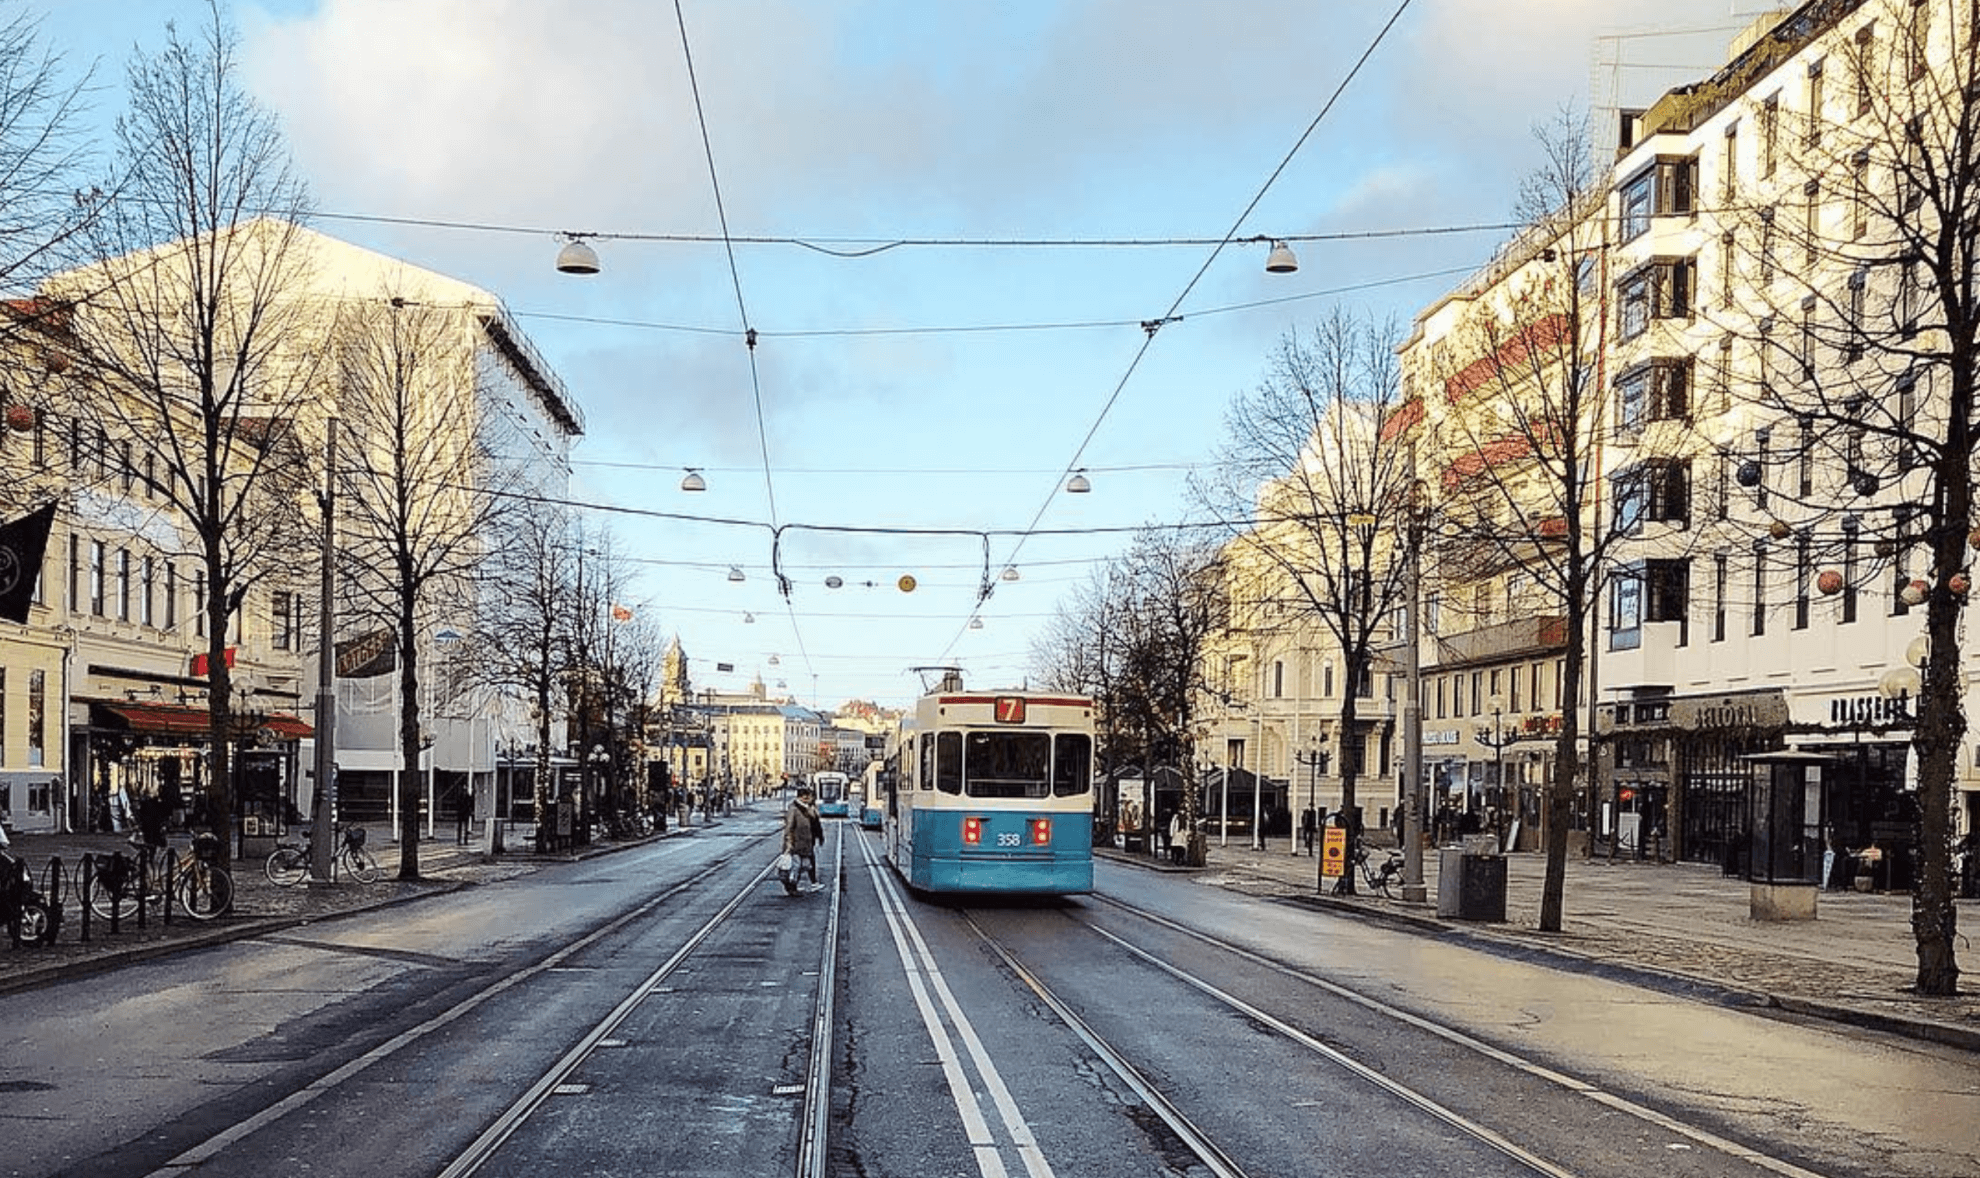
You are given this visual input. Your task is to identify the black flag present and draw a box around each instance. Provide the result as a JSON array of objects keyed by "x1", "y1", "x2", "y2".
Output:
[{"x1": 0, "y1": 501, "x2": 55, "y2": 624}]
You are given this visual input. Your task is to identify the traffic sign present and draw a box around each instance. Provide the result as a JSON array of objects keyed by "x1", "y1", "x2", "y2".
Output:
[{"x1": 1321, "y1": 826, "x2": 1347, "y2": 877}]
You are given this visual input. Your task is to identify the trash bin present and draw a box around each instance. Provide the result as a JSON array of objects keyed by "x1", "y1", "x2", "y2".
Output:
[{"x1": 1436, "y1": 845, "x2": 1507, "y2": 922}]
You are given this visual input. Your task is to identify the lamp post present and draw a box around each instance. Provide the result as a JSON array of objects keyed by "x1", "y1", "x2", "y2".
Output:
[
  {"x1": 309, "y1": 417, "x2": 337, "y2": 884},
  {"x1": 1400, "y1": 479, "x2": 1428, "y2": 902},
  {"x1": 1293, "y1": 735, "x2": 1327, "y2": 857},
  {"x1": 1477, "y1": 695, "x2": 1517, "y2": 849}
]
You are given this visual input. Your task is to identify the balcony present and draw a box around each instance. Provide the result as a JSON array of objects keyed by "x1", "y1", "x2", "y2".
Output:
[
  {"x1": 1603, "y1": 619, "x2": 1683, "y2": 690},
  {"x1": 1433, "y1": 616, "x2": 1567, "y2": 669}
]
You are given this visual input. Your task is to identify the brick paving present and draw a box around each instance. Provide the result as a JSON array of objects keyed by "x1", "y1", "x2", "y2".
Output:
[
  {"x1": 1133, "y1": 834, "x2": 1980, "y2": 1051},
  {"x1": 6, "y1": 822, "x2": 1977, "y2": 1051}
]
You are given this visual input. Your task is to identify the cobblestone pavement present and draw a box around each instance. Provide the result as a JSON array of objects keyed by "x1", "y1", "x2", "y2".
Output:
[
  {"x1": 7, "y1": 823, "x2": 1977, "y2": 1052},
  {"x1": 1121, "y1": 834, "x2": 1980, "y2": 1051}
]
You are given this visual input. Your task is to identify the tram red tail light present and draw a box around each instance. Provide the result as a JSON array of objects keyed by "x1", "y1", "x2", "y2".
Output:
[
  {"x1": 963, "y1": 815, "x2": 984, "y2": 845},
  {"x1": 1030, "y1": 817, "x2": 1051, "y2": 845}
]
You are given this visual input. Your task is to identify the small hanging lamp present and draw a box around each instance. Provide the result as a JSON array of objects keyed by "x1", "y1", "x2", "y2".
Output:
[
  {"x1": 1065, "y1": 470, "x2": 1092, "y2": 494},
  {"x1": 969, "y1": 617, "x2": 984, "y2": 630},
  {"x1": 727, "y1": 565, "x2": 745, "y2": 583},
  {"x1": 556, "y1": 236, "x2": 601, "y2": 275},
  {"x1": 680, "y1": 468, "x2": 707, "y2": 492},
  {"x1": 1000, "y1": 566, "x2": 1020, "y2": 582},
  {"x1": 1265, "y1": 239, "x2": 1299, "y2": 274}
]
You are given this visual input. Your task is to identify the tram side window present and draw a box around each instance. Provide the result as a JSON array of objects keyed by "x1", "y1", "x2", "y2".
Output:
[
  {"x1": 935, "y1": 731, "x2": 963, "y2": 794},
  {"x1": 919, "y1": 733, "x2": 936, "y2": 790},
  {"x1": 1053, "y1": 733, "x2": 1093, "y2": 796}
]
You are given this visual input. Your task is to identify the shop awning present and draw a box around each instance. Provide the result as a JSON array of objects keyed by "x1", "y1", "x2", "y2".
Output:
[{"x1": 91, "y1": 700, "x2": 314, "y2": 741}]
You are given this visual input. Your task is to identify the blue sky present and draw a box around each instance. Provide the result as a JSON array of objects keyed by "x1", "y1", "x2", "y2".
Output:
[{"x1": 33, "y1": 0, "x2": 1768, "y2": 709}]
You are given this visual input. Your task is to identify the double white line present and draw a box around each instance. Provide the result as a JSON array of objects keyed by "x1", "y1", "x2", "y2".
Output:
[{"x1": 859, "y1": 835, "x2": 1056, "y2": 1178}]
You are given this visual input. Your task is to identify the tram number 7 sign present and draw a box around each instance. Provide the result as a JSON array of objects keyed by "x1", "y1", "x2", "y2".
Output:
[
  {"x1": 994, "y1": 696, "x2": 1027, "y2": 724},
  {"x1": 1321, "y1": 826, "x2": 1348, "y2": 878}
]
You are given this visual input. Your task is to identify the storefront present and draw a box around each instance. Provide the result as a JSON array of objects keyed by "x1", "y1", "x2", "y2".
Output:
[{"x1": 80, "y1": 698, "x2": 310, "y2": 855}]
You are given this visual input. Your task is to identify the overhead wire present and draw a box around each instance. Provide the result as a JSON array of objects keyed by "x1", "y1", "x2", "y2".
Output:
[{"x1": 946, "y1": 0, "x2": 1420, "y2": 661}]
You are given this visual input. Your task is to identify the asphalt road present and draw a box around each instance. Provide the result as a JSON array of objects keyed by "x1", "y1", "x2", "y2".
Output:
[{"x1": 2, "y1": 811, "x2": 1974, "y2": 1178}]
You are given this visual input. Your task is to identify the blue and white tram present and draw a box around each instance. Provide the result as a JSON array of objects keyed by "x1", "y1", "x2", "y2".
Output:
[
  {"x1": 881, "y1": 690, "x2": 1094, "y2": 894},
  {"x1": 811, "y1": 771, "x2": 851, "y2": 818}
]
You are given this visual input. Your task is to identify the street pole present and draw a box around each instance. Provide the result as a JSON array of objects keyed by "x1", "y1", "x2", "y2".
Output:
[
  {"x1": 1401, "y1": 495, "x2": 1426, "y2": 902},
  {"x1": 310, "y1": 420, "x2": 337, "y2": 884}
]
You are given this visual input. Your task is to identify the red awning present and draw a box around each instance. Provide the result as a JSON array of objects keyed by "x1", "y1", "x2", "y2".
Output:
[{"x1": 91, "y1": 701, "x2": 313, "y2": 741}]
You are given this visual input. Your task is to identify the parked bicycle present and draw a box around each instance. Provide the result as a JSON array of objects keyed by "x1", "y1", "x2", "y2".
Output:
[
  {"x1": 266, "y1": 824, "x2": 380, "y2": 887},
  {"x1": 88, "y1": 832, "x2": 233, "y2": 922},
  {"x1": 1356, "y1": 845, "x2": 1406, "y2": 898},
  {"x1": 2, "y1": 848, "x2": 55, "y2": 945}
]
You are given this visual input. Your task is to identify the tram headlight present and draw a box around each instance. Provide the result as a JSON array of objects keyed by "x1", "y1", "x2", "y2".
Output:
[
  {"x1": 1030, "y1": 817, "x2": 1051, "y2": 845},
  {"x1": 963, "y1": 815, "x2": 984, "y2": 845}
]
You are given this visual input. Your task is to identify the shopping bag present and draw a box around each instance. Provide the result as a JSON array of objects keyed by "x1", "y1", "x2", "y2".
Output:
[{"x1": 775, "y1": 852, "x2": 794, "y2": 881}]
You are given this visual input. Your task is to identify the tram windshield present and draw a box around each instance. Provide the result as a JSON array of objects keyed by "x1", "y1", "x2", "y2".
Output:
[{"x1": 963, "y1": 732, "x2": 1050, "y2": 798}]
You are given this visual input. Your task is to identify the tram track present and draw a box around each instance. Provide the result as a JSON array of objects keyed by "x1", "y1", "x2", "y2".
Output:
[{"x1": 131, "y1": 829, "x2": 846, "y2": 1178}]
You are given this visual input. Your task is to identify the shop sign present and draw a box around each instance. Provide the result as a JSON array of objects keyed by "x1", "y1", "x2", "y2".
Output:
[
  {"x1": 1423, "y1": 729, "x2": 1461, "y2": 745},
  {"x1": 1669, "y1": 689, "x2": 1789, "y2": 732},
  {"x1": 1829, "y1": 695, "x2": 1912, "y2": 726}
]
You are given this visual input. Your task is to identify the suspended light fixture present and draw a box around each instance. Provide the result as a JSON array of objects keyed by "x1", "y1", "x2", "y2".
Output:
[
  {"x1": 1000, "y1": 566, "x2": 1020, "y2": 582},
  {"x1": 969, "y1": 617, "x2": 984, "y2": 630},
  {"x1": 680, "y1": 468, "x2": 707, "y2": 492},
  {"x1": 727, "y1": 565, "x2": 745, "y2": 583},
  {"x1": 1065, "y1": 469, "x2": 1092, "y2": 494},
  {"x1": 769, "y1": 654, "x2": 781, "y2": 666},
  {"x1": 825, "y1": 575, "x2": 843, "y2": 589},
  {"x1": 555, "y1": 236, "x2": 601, "y2": 275},
  {"x1": 1265, "y1": 239, "x2": 1299, "y2": 274},
  {"x1": 743, "y1": 612, "x2": 755, "y2": 623}
]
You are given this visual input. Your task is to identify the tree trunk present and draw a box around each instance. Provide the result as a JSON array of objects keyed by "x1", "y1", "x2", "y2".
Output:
[{"x1": 396, "y1": 609, "x2": 424, "y2": 880}]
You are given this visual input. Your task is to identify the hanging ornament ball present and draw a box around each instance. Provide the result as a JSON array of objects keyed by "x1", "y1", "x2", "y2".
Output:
[
  {"x1": 897, "y1": 574, "x2": 917, "y2": 593},
  {"x1": 1901, "y1": 579, "x2": 1929, "y2": 606},
  {"x1": 1951, "y1": 572, "x2": 1971, "y2": 595},
  {"x1": 1816, "y1": 569, "x2": 1844, "y2": 596},
  {"x1": 1768, "y1": 519, "x2": 1792, "y2": 540},
  {"x1": 4, "y1": 403, "x2": 34, "y2": 432}
]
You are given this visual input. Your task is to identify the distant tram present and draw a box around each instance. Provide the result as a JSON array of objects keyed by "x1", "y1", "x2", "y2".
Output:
[
  {"x1": 811, "y1": 770, "x2": 851, "y2": 818},
  {"x1": 880, "y1": 688, "x2": 1094, "y2": 894}
]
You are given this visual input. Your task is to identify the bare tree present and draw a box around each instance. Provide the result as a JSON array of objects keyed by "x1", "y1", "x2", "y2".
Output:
[
  {"x1": 481, "y1": 498, "x2": 577, "y2": 851},
  {"x1": 1406, "y1": 110, "x2": 1642, "y2": 931},
  {"x1": 1708, "y1": 0, "x2": 1974, "y2": 994},
  {"x1": 53, "y1": 6, "x2": 322, "y2": 874},
  {"x1": 1200, "y1": 310, "x2": 1418, "y2": 893},
  {"x1": 331, "y1": 295, "x2": 514, "y2": 879}
]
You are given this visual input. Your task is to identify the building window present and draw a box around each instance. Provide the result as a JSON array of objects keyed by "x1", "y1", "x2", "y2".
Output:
[
  {"x1": 67, "y1": 532, "x2": 79, "y2": 612},
  {"x1": 140, "y1": 557, "x2": 155, "y2": 626},
  {"x1": 1760, "y1": 209, "x2": 1776, "y2": 285},
  {"x1": 1842, "y1": 535, "x2": 1859, "y2": 624},
  {"x1": 1845, "y1": 270, "x2": 1867, "y2": 358},
  {"x1": 1907, "y1": 0, "x2": 1928, "y2": 82},
  {"x1": 1798, "y1": 417, "x2": 1816, "y2": 497},
  {"x1": 273, "y1": 591, "x2": 295, "y2": 652},
  {"x1": 1613, "y1": 459, "x2": 1691, "y2": 532},
  {"x1": 1620, "y1": 167, "x2": 1654, "y2": 241},
  {"x1": 1722, "y1": 121, "x2": 1739, "y2": 203},
  {"x1": 1719, "y1": 230, "x2": 1735, "y2": 309},
  {"x1": 194, "y1": 569, "x2": 206, "y2": 637},
  {"x1": 1897, "y1": 252, "x2": 1921, "y2": 332},
  {"x1": 164, "y1": 562, "x2": 177, "y2": 630},
  {"x1": 89, "y1": 539, "x2": 104, "y2": 616},
  {"x1": 1713, "y1": 552, "x2": 1729, "y2": 642},
  {"x1": 1896, "y1": 373, "x2": 1919, "y2": 468},
  {"x1": 1436, "y1": 675, "x2": 1446, "y2": 719},
  {"x1": 1615, "y1": 257, "x2": 1694, "y2": 341},
  {"x1": 1852, "y1": 150, "x2": 1871, "y2": 238},
  {"x1": 115, "y1": 549, "x2": 130, "y2": 621},
  {"x1": 1531, "y1": 662, "x2": 1544, "y2": 711},
  {"x1": 27, "y1": 668, "x2": 44, "y2": 767},
  {"x1": 1804, "y1": 179, "x2": 1820, "y2": 265},
  {"x1": 1795, "y1": 533, "x2": 1812, "y2": 630},
  {"x1": 1471, "y1": 671, "x2": 1482, "y2": 715},
  {"x1": 1760, "y1": 93, "x2": 1780, "y2": 178},
  {"x1": 1615, "y1": 359, "x2": 1691, "y2": 434},
  {"x1": 1611, "y1": 571, "x2": 1643, "y2": 651},
  {"x1": 1855, "y1": 22, "x2": 1875, "y2": 116},
  {"x1": 1800, "y1": 296, "x2": 1818, "y2": 379},
  {"x1": 1752, "y1": 542, "x2": 1768, "y2": 637},
  {"x1": 1714, "y1": 335, "x2": 1733, "y2": 415},
  {"x1": 1806, "y1": 59, "x2": 1824, "y2": 145}
]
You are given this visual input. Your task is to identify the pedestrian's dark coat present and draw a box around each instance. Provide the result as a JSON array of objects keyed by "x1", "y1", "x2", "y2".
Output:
[{"x1": 783, "y1": 795, "x2": 824, "y2": 855}]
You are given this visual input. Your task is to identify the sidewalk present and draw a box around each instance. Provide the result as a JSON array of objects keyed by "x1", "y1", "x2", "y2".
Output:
[
  {"x1": 0, "y1": 820, "x2": 682, "y2": 996},
  {"x1": 1111, "y1": 834, "x2": 1980, "y2": 1052}
]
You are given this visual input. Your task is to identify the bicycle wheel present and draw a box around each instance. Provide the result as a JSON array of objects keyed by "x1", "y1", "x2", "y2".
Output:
[
  {"x1": 343, "y1": 846, "x2": 380, "y2": 884},
  {"x1": 265, "y1": 846, "x2": 307, "y2": 887},
  {"x1": 88, "y1": 875, "x2": 140, "y2": 923},
  {"x1": 12, "y1": 899, "x2": 52, "y2": 944},
  {"x1": 177, "y1": 862, "x2": 233, "y2": 920}
]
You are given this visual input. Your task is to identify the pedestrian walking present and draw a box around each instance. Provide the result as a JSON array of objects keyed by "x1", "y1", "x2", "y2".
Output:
[
  {"x1": 1168, "y1": 809, "x2": 1190, "y2": 866},
  {"x1": 454, "y1": 787, "x2": 474, "y2": 846},
  {"x1": 1300, "y1": 806, "x2": 1316, "y2": 856},
  {"x1": 781, "y1": 786, "x2": 825, "y2": 894}
]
